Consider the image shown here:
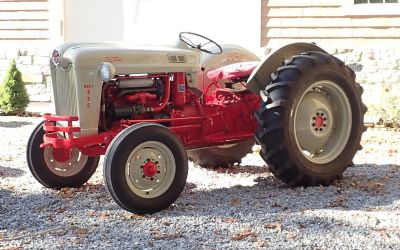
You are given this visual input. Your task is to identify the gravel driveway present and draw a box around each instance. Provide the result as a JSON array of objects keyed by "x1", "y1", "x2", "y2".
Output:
[{"x1": 0, "y1": 116, "x2": 399, "y2": 249}]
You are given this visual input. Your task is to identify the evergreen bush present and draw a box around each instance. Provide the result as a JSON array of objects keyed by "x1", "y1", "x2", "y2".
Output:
[{"x1": 0, "y1": 60, "x2": 30, "y2": 114}]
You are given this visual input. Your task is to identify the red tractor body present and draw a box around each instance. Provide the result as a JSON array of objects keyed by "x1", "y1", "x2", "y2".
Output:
[{"x1": 42, "y1": 63, "x2": 260, "y2": 159}]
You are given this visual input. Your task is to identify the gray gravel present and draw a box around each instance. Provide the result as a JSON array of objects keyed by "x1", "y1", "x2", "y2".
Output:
[{"x1": 0, "y1": 116, "x2": 399, "y2": 249}]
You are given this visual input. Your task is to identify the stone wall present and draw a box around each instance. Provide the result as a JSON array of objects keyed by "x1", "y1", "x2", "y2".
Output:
[
  {"x1": 332, "y1": 49, "x2": 400, "y2": 108},
  {"x1": 0, "y1": 48, "x2": 52, "y2": 102}
]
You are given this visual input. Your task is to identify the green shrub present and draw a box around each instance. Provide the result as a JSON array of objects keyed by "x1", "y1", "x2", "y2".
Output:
[{"x1": 0, "y1": 60, "x2": 30, "y2": 114}]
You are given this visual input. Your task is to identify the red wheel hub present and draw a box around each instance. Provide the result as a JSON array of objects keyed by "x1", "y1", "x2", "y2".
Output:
[
  {"x1": 315, "y1": 116, "x2": 324, "y2": 128},
  {"x1": 53, "y1": 148, "x2": 71, "y2": 162},
  {"x1": 142, "y1": 161, "x2": 158, "y2": 177},
  {"x1": 312, "y1": 112, "x2": 327, "y2": 132}
]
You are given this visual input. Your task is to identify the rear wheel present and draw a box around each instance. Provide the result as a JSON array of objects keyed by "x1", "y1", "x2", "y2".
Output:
[
  {"x1": 27, "y1": 122, "x2": 99, "y2": 189},
  {"x1": 188, "y1": 141, "x2": 254, "y2": 168},
  {"x1": 103, "y1": 123, "x2": 188, "y2": 214},
  {"x1": 255, "y1": 51, "x2": 366, "y2": 186}
]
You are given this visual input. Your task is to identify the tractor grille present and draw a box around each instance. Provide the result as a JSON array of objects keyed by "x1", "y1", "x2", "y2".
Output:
[{"x1": 52, "y1": 67, "x2": 78, "y2": 116}]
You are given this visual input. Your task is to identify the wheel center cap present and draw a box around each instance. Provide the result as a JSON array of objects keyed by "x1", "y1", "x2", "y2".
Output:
[
  {"x1": 311, "y1": 112, "x2": 328, "y2": 132},
  {"x1": 143, "y1": 161, "x2": 157, "y2": 177},
  {"x1": 315, "y1": 116, "x2": 324, "y2": 128}
]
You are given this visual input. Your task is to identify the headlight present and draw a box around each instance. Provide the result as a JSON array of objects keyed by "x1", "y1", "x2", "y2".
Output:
[{"x1": 100, "y1": 62, "x2": 116, "y2": 82}]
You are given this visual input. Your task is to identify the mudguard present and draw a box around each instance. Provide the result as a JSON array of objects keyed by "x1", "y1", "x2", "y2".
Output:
[
  {"x1": 196, "y1": 44, "x2": 259, "y2": 91},
  {"x1": 247, "y1": 43, "x2": 326, "y2": 93}
]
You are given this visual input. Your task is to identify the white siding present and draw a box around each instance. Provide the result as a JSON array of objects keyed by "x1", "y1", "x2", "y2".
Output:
[
  {"x1": 0, "y1": 0, "x2": 50, "y2": 41},
  {"x1": 261, "y1": 0, "x2": 400, "y2": 49}
]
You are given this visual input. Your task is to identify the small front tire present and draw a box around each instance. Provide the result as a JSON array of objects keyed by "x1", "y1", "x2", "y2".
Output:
[
  {"x1": 103, "y1": 123, "x2": 188, "y2": 214},
  {"x1": 27, "y1": 122, "x2": 100, "y2": 189}
]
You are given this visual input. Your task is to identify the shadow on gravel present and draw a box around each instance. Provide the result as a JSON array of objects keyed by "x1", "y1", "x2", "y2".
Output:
[
  {"x1": 0, "y1": 181, "x2": 115, "y2": 229},
  {"x1": 0, "y1": 120, "x2": 33, "y2": 128},
  {"x1": 167, "y1": 164, "x2": 400, "y2": 217},
  {"x1": 0, "y1": 190, "x2": 65, "y2": 233},
  {"x1": 208, "y1": 165, "x2": 267, "y2": 175},
  {"x1": 0, "y1": 166, "x2": 25, "y2": 178},
  {"x1": 0, "y1": 189, "x2": 13, "y2": 215}
]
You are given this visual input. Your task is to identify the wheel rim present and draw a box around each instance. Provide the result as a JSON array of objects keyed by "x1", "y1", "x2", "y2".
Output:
[
  {"x1": 44, "y1": 147, "x2": 88, "y2": 177},
  {"x1": 216, "y1": 143, "x2": 237, "y2": 149},
  {"x1": 125, "y1": 141, "x2": 176, "y2": 198},
  {"x1": 293, "y1": 80, "x2": 352, "y2": 164}
]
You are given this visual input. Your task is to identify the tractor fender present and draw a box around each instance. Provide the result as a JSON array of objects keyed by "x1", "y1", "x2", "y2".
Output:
[
  {"x1": 195, "y1": 44, "x2": 259, "y2": 91},
  {"x1": 247, "y1": 42, "x2": 326, "y2": 93}
]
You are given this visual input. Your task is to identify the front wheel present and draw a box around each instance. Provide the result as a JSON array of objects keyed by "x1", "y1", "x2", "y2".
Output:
[
  {"x1": 103, "y1": 123, "x2": 188, "y2": 214},
  {"x1": 255, "y1": 51, "x2": 367, "y2": 186},
  {"x1": 27, "y1": 122, "x2": 100, "y2": 189}
]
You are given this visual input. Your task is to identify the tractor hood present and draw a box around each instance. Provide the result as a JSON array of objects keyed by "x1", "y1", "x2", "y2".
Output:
[{"x1": 51, "y1": 42, "x2": 201, "y2": 74}]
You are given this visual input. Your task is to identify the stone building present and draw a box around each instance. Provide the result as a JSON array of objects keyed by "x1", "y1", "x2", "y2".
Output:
[
  {"x1": 1, "y1": 0, "x2": 399, "y2": 111},
  {"x1": 261, "y1": 0, "x2": 400, "y2": 109}
]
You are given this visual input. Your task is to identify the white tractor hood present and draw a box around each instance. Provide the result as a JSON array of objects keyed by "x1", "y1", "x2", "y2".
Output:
[{"x1": 55, "y1": 42, "x2": 201, "y2": 74}]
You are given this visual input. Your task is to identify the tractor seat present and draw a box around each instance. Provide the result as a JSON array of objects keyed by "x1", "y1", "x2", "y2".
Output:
[{"x1": 207, "y1": 61, "x2": 258, "y2": 81}]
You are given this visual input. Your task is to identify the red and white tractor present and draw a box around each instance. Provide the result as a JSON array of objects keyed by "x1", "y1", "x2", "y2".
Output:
[{"x1": 27, "y1": 32, "x2": 366, "y2": 214}]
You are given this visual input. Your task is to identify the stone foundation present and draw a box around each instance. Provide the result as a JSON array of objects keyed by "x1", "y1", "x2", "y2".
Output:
[
  {"x1": 331, "y1": 48, "x2": 400, "y2": 108},
  {"x1": 0, "y1": 48, "x2": 51, "y2": 102}
]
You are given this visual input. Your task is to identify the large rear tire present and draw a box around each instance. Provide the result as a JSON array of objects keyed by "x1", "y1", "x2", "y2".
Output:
[
  {"x1": 27, "y1": 122, "x2": 100, "y2": 189},
  {"x1": 188, "y1": 141, "x2": 254, "y2": 168},
  {"x1": 103, "y1": 123, "x2": 188, "y2": 214},
  {"x1": 255, "y1": 51, "x2": 366, "y2": 186}
]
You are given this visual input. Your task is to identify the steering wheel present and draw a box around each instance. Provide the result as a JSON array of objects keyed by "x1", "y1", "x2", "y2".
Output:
[{"x1": 179, "y1": 32, "x2": 223, "y2": 54}]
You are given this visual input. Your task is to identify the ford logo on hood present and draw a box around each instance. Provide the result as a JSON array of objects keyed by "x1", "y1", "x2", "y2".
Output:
[{"x1": 52, "y1": 49, "x2": 62, "y2": 66}]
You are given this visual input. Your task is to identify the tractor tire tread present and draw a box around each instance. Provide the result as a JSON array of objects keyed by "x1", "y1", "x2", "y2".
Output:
[{"x1": 255, "y1": 51, "x2": 365, "y2": 187}]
